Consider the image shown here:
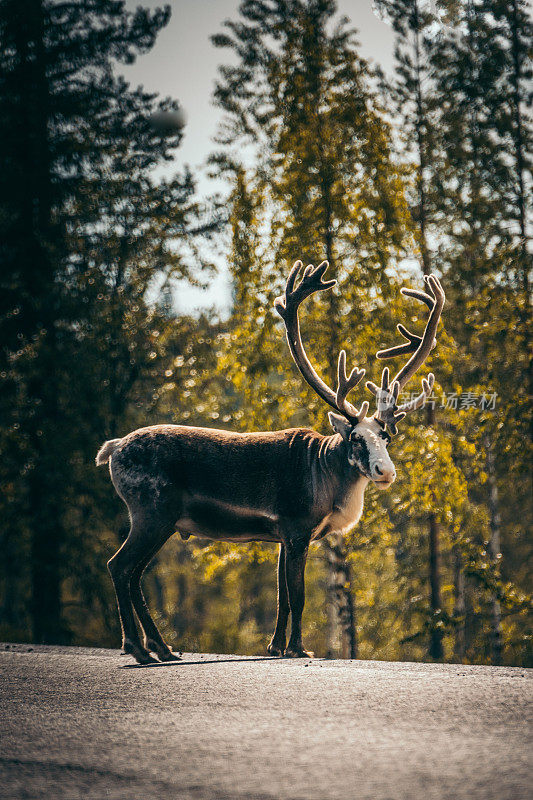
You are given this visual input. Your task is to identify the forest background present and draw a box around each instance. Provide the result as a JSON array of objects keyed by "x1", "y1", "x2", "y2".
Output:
[{"x1": 0, "y1": 0, "x2": 531, "y2": 666}]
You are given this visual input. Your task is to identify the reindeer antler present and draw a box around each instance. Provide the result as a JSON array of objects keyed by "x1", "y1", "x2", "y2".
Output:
[
  {"x1": 366, "y1": 275, "x2": 445, "y2": 434},
  {"x1": 275, "y1": 261, "x2": 368, "y2": 425},
  {"x1": 275, "y1": 262, "x2": 444, "y2": 435},
  {"x1": 365, "y1": 367, "x2": 405, "y2": 436}
]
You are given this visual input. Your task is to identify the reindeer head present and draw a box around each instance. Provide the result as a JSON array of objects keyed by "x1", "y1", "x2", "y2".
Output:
[{"x1": 274, "y1": 261, "x2": 445, "y2": 490}]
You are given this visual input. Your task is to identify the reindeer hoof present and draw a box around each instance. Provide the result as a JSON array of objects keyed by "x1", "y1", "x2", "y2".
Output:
[
  {"x1": 158, "y1": 650, "x2": 182, "y2": 662},
  {"x1": 122, "y1": 640, "x2": 159, "y2": 665},
  {"x1": 284, "y1": 646, "x2": 314, "y2": 659},
  {"x1": 144, "y1": 639, "x2": 182, "y2": 662},
  {"x1": 267, "y1": 642, "x2": 284, "y2": 657}
]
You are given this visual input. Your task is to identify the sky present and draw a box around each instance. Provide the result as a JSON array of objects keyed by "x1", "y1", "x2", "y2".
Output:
[{"x1": 123, "y1": 0, "x2": 396, "y2": 312}]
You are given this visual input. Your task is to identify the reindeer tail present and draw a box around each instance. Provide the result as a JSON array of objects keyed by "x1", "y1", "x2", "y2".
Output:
[{"x1": 95, "y1": 438, "x2": 122, "y2": 466}]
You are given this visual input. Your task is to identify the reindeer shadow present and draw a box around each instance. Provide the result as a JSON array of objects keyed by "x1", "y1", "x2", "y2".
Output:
[{"x1": 120, "y1": 655, "x2": 283, "y2": 669}]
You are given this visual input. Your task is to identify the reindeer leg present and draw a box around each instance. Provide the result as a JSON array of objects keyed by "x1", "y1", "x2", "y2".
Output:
[
  {"x1": 283, "y1": 533, "x2": 313, "y2": 658},
  {"x1": 130, "y1": 537, "x2": 181, "y2": 663},
  {"x1": 108, "y1": 511, "x2": 173, "y2": 665},
  {"x1": 267, "y1": 543, "x2": 289, "y2": 656}
]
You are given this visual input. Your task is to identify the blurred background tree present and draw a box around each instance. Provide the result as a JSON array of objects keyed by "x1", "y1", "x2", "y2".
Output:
[
  {"x1": 0, "y1": 0, "x2": 215, "y2": 642},
  {"x1": 0, "y1": 0, "x2": 530, "y2": 665}
]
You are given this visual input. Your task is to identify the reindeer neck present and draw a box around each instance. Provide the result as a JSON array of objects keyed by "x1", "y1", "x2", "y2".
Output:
[
  {"x1": 314, "y1": 433, "x2": 369, "y2": 506},
  {"x1": 305, "y1": 432, "x2": 369, "y2": 537}
]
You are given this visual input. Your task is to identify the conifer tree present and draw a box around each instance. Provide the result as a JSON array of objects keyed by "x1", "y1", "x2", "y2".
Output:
[
  {"x1": 0, "y1": 0, "x2": 210, "y2": 642},
  {"x1": 429, "y1": 0, "x2": 532, "y2": 664},
  {"x1": 484, "y1": 0, "x2": 531, "y2": 416}
]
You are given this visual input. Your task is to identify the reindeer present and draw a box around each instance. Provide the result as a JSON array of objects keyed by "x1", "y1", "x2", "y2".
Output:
[{"x1": 97, "y1": 261, "x2": 445, "y2": 664}]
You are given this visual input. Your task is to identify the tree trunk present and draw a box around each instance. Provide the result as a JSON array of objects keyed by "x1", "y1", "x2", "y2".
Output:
[
  {"x1": 428, "y1": 512, "x2": 444, "y2": 659},
  {"x1": 452, "y1": 541, "x2": 466, "y2": 661},
  {"x1": 325, "y1": 544, "x2": 341, "y2": 658},
  {"x1": 427, "y1": 404, "x2": 444, "y2": 660},
  {"x1": 485, "y1": 435, "x2": 503, "y2": 665},
  {"x1": 324, "y1": 533, "x2": 357, "y2": 659},
  {"x1": 14, "y1": 0, "x2": 69, "y2": 644},
  {"x1": 318, "y1": 150, "x2": 357, "y2": 659},
  {"x1": 508, "y1": 0, "x2": 532, "y2": 425},
  {"x1": 509, "y1": 0, "x2": 529, "y2": 298},
  {"x1": 409, "y1": 7, "x2": 445, "y2": 662},
  {"x1": 29, "y1": 444, "x2": 67, "y2": 643},
  {"x1": 413, "y1": 10, "x2": 431, "y2": 275}
]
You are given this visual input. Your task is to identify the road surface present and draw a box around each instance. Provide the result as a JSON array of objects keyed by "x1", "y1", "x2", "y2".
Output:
[{"x1": 1, "y1": 644, "x2": 531, "y2": 800}]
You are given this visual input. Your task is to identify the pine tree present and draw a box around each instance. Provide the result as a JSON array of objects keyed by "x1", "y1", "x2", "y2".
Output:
[
  {"x1": 485, "y1": 0, "x2": 531, "y2": 415},
  {"x1": 424, "y1": 0, "x2": 531, "y2": 663},
  {"x1": 490, "y1": 0, "x2": 532, "y2": 295},
  {"x1": 0, "y1": 0, "x2": 211, "y2": 643}
]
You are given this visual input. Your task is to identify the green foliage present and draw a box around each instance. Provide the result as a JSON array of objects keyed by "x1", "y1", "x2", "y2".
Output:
[{"x1": 0, "y1": 0, "x2": 530, "y2": 665}]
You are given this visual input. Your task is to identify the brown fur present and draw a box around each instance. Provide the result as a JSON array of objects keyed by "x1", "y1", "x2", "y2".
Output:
[{"x1": 99, "y1": 422, "x2": 381, "y2": 664}]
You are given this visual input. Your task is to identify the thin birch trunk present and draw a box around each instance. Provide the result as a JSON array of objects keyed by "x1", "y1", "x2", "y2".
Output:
[
  {"x1": 428, "y1": 511, "x2": 444, "y2": 659},
  {"x1": 452, "y1": 541, "x2": 466, "y2": 661},
  {"x1": 324, "y1": 533, "x2": 357, "y2": 659},
  {"x1": 426, "y1": 401, "x2": 444, "y2": 659},
  {"x1": 325, "y1": 540, "x2": 341, "y2": 658},
  {"x1": 485, "y1": 435, "x2": 503, "y2": 665}
]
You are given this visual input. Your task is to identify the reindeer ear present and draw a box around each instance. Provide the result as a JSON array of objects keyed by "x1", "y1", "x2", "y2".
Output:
[{"x1": 328, "y1": 412, "x2": 352, "y2": 440}]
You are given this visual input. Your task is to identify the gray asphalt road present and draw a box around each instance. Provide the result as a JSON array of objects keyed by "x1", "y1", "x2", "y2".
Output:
[{"x1": 1, "y1": 644, "x2": 531, "y2": 800}]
